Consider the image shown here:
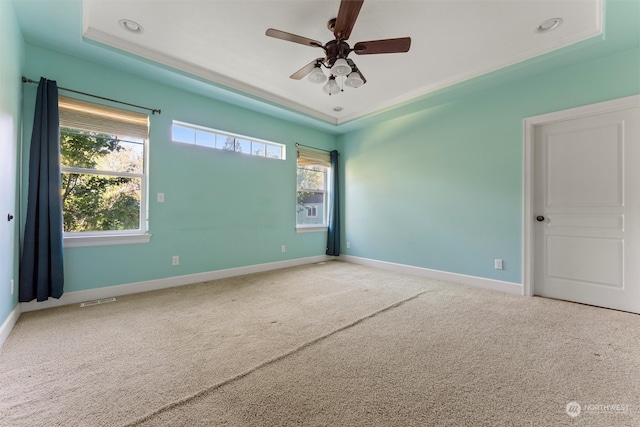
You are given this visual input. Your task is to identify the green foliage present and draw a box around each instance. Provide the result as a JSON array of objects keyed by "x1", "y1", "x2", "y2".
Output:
[
  {"x1": 60, "y1": 128, "x2": 141, "y2": 232},
  {"x1": 61, "y1": 128, "x2": 121, "y2": 169},
  {"x1": 223, "y1": 136, "x2": 242, "y2": 152}
]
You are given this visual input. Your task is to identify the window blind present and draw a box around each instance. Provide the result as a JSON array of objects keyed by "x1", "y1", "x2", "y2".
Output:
[
  {"x1": 58, "y1": 96, "x2": 149, "y2": 140},
  {"x1": 297, "y1": 146, "x2": 330, "y2": 167}
]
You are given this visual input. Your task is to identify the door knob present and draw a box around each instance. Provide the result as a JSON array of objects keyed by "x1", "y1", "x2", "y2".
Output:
[{"x1": 536, "y1": 215, "x2": 545, "y2": 222}]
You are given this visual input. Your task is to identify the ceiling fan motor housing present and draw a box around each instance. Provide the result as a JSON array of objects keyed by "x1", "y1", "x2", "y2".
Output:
[{"x1": 324, "y1": 39, "x2": 351, "y2": 67}]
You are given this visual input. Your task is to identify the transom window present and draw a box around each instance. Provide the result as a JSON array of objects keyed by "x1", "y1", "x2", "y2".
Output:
[
  {"x1": 171, "y1": 120, "x2": 285, "y2": 160},
  {"x1": 58, "y1": 96, "x2": 149, "y2": 243}
]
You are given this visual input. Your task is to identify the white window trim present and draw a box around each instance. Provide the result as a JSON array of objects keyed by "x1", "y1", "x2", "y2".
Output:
[
  {"x1": 64, "y1": 233, "x2": 151, "y2": 248},
  {"x1": 59, "y1": 98, "x2": 150, "y2": 245},
  {"x1": 60, "y1": 157, "x2": 149, "y2": 246},
  {"x1": 172, "y1": 120, "x2": 286, "y2": 160},
  {"x1": 60, "y1": 166, "x2": 148, "y2": 243},
  {"x1": 296, "y1": 225, "x2": 328, "y2": 234},
  {"x1": 296, "y1": 165, "x2": 330, "y2": 230}
]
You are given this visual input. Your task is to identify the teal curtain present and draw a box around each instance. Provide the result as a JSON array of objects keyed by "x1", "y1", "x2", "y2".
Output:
[
  {"x1": 19, "y1": 78, "x2": 64, "y2": 302},
  {"x1": 326, "y1": 150, "x2": 340, "y2": 256}
]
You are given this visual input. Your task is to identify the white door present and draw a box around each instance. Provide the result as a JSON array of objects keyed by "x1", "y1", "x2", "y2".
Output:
[{"x1": 534, "y1": 107, "x2": 640, "y2": 313}]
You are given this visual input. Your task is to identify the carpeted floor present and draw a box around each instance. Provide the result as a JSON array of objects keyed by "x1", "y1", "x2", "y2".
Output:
[{"x1": 1, "y1": 261, "x2": 639, "y2": 426}]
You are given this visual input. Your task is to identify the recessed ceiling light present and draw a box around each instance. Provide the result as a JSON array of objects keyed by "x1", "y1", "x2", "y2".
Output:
[
  {"x1": 333, "y1": 107, "x2": 343, "y2": 112},
  {"x1": 536, "y1": 18, "x2": 562, "y2": 34},
  {"x1": 119, "y1": 19, "x2": 144, "y2": 34}
]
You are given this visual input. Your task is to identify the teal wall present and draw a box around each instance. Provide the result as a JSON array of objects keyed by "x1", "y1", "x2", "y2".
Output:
[
  {"x1": 4, "y1": 0, "x2": 638, "y2": 331},
  {"x1": 0, "y1": 0, "x2": 24, "y2": 327},
  {"x1": 21, "y1": 45, "x2": 337, "y2": 293},
  {"x1": 340, "y1": 46, "x2": 640, "y2": 284}
]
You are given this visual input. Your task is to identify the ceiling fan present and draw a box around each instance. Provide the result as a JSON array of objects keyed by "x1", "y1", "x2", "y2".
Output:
[{"x1": 265, "y1": 0, "x2": 411, "y2": 95}]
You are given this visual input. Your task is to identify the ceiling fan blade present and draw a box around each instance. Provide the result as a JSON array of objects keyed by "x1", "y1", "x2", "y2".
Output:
[
  {"x1": 334, "y1": 0, "x2": 364, "y2": 41},
  {"x1": 266, "y1": 28, "x2": 323, "y2": 48},
  {"x1": 290, "y1": 58, "x2": 324, "y2": 80},
  {"x1": 353, "y1": 37, "x2": 412, "y2": 55},
  {"x1": 358, "y1": 69, "x2": 367, "y2": 85}
]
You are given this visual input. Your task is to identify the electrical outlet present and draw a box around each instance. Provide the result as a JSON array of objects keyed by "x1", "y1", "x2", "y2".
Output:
[
  {"x1": 281, "y1": 245, "x2": 286, "y2": 253},
  {"x1": 10, "y1": 279, "x2": 14, "y2": 295},
  {"x1": 172, "y1": 256, "x2": 179, "y2": 266},
  {"x1": 157, "y1": 193, "x2": 165, "y2": 203},
  {"x1": 346, "y1": 241, "x2": 351, "y2": 249},
  {"x1": 494, "y1": 259, "x2": 503, "y2": 270}
]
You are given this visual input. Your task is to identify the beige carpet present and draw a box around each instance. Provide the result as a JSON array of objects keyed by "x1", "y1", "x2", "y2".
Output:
[{"x1": 1, "y1": 261, "x2": 639, "y2": 426}]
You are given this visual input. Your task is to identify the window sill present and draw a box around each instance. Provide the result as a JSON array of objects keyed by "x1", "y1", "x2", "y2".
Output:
[
  {"x1": 296, "y1": 226, "x2": 328, "y2": 234},
  {"x1": 64, "y1": 233, "x2": 151, "y2": 248}
]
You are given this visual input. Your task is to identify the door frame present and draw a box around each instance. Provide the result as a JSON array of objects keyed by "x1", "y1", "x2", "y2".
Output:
[{"x1": 522, "y1": 95, "x2": 640, "y2": 297}]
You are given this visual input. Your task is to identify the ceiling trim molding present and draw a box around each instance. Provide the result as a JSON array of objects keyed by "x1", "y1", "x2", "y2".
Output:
[
  {"x1": 337, "y1": 3, "x2": 603, "y2": 124},
  {"x1": 83, "y1": 27, "x2": 339, "y2": 125},
  {"x1": 83, "y1": 0, "x2": 602, "y2": 127}
]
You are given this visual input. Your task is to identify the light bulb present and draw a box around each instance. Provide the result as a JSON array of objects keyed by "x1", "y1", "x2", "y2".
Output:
[
  {"x1": 331, "y1": 58, "x2": 352, "y2": 77},
  {"x1": 307, "y1": 66, "x2": 327, "y2": 84},
  {"x1": 344, "y1": 71, "x2": 364, "y2": 88},
  {"x1": 323, "y1": 77, "x2": 341, "y2": 95}
]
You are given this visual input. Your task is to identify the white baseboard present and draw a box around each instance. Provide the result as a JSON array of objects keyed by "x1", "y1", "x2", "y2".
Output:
[
  {"x1": 20, "y1": 255, "x2": 333, "y2": 313},
  {"x1": 340, "y1": 255, "x2": 523, "y2": 295},
  {"x1": 0, "y1": 304, "x2": 22, "y2": 350},
  {"x1": 8, "y1": 254, "x2": 519, "y2": 347}
]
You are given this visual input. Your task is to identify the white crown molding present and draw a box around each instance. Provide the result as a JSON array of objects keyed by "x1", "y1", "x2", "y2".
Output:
[
  {"x1": 337, "y1": 8, "x2": 603, "y2": 124},
  {"x1": 340, "y1": 255, "x2": 523, "y2": 295},
  {"x1": 83, "y1": 27, "x2": 339, "y2": 125},
  {"x1": 84, "y1": 0, "x2": 602, "y2": 128}
]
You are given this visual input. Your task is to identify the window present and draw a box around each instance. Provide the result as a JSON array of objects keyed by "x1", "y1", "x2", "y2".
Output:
[
  {"x1": 171, "y1": 121, "x2": 285, "y2": 160},
  {"x1": 296, "y1": 146, "x2": 330, "y2": 230},
  {"x1": 58, "y1": 96, "x2": 149, "y2": 246}
]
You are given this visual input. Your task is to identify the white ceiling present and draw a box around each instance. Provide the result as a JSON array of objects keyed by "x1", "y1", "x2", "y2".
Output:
[{"x1": 82, "y1": 0, "x2": 602, "y2": 125}]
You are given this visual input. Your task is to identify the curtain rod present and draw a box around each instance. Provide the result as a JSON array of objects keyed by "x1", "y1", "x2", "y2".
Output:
[
  {"x1": 295, "y1": 142, "x2": 335, "y2": 154},
  {"x1": 21, "y1": 77, "x2": 161, "y2": 115}
]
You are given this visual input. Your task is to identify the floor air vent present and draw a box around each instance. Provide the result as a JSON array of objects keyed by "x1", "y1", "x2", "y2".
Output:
[{"x1": 80, "y1": 297, "x2": 117, "y2": 307}]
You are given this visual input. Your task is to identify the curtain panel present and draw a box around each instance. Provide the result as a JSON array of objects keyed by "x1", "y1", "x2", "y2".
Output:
[
  {"x1": 19, "y1": 78, "x2": 65, "y2": 302},
  {"x1": 326, "y1": 150, "x2": 340, "y2": 256}
]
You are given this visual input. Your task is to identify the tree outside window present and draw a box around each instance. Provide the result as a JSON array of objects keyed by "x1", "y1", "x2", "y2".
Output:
[
  {"x1": 58, "y1": 96, "x2": 148, "y2": 237},
  {"x1": 60, "y1": 129, "x2": 144, "y2": 232},
  {"x1": 296, "y1": 164, "x2": 327, "y2": 226}
]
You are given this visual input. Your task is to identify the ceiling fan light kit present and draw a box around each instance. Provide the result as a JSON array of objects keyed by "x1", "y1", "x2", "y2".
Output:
[
  {"x1": 307, "y1": 65, "x2": 328, "y2": 84},
  {"x1": 331, "y1": 58, "x2": 352, "y2": 76},
  {"x1": 323, "y1": 76, "x2": 341, "y2": 95},
  {"x1": 266, "y1": 0, "x2": 411, "y2": 97},
  {"x1": 344, "y1": 71, "x2": 364, "y2": 88}
]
